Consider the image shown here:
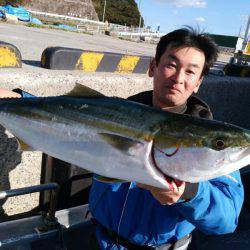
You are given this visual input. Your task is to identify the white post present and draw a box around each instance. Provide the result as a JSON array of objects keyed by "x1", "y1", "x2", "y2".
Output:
[
  {"x1": 242, "y1": 15, "x2": 250, "y2": 52},
  {"x1": 102, "y1": 0, "x2": 107, "y2": 22},
  {"x1": 138, "y1": 0, "x2": 142, "y2": 30}
]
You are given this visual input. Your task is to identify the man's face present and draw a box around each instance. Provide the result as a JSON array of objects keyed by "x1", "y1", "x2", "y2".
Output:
[{"x1": 151, "y1": 45, "x2": 205, "y2": 108}]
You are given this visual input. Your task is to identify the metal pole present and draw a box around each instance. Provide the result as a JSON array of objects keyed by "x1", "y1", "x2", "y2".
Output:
[
  {"x1": 0, "y1": 183, "x2": 59, "y2": 200},
  {"x1": 242, "y1": 15, "x2": 250, "y2": 52},
  {"x1": 138, "y1": 0, "x2": 142, "y2": 30},
  {"x1": 102, "y1": 0, "x2": 107, "y2": 22}
]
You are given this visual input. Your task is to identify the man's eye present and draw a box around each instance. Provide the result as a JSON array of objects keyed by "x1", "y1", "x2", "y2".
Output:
[
  {"x1": 166, "y1": 63, "x2": 176, "y2": 68},
  {"x1": 186, "y1": 70, "x2": 195, "y2": 75}
]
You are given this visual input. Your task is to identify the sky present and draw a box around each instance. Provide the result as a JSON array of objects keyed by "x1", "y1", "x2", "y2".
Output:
[{"x1": 134, "y1": 0, "x2": 250, "y2": 36}]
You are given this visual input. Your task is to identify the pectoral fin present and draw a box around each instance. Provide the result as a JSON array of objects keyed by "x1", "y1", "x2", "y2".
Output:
[
  {"x1": 95, "y1": 175, "x2": 127, "y2": 183},
  {"x1": 17, "y1": 139, "x2": 34, "y2": 151},
  {"x1": 98, "y1": 133, "x2": 143, "y2": 155}
]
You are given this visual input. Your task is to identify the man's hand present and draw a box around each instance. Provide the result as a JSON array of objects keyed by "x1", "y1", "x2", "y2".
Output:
[
  {"x1": 0, "y1": 89, "x2": 21, "y2": 98},
  {"x1": 137, "y1": 181, "x2": 186, "y2": 205}
]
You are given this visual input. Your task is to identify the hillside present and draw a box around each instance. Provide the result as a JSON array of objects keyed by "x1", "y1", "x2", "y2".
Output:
[
  {"x1": 0, "y1": 0, "x2": 143, "y2": 27},
  {"x1": 92, "y1": 0, "x2": 143, "y2": 27},
  {"x1": 0, "y1": 0, "x2": 99, "y2": 21}
]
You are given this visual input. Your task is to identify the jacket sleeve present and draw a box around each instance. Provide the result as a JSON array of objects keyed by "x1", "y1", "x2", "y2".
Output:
[{"x1": 175, "y1": 170, "x2": 244, "y2": 234}]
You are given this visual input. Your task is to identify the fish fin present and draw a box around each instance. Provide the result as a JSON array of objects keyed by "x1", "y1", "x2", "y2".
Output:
[
  {"x1": 98, "y1": 133, "x2": 142, "y2": 153},
  {"x1": 65, "y1": 83, "x2": 104, "y2": 97},
  {"x1": 17, "y1": 139, "x2": 34, "y2": 151},
  {"x1": 95, "y1": 175, "x2": 127, "y2": 183}
]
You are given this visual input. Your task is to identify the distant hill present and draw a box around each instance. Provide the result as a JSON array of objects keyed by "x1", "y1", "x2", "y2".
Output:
[
  {"x1": 0, "y1": 0, "x2": 143, "y2": 27},
  {"x1": 92, "y1": 0, "x2": 143, "y2": 27},
  {"x1": 0, "y1": 0, "x2": 99, "y2": 21}
]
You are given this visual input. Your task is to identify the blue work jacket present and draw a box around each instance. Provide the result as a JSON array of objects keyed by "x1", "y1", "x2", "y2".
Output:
[{"x1": 89, "y1": 173, "x2": 243, "y2": 248}]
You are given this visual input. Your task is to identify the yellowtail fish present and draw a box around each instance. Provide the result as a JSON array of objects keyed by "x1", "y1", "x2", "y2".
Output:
[{"x1": 0, "y1": 84, "x2": 249, "y2": 189}]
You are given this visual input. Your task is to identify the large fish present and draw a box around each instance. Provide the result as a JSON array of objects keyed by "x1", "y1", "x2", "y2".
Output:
[{"x1": 0, "y1": 84, "x2": 249, "y2": 189}]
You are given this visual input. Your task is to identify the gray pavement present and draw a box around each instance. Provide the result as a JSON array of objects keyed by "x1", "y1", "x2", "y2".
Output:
[{"x1": 0, "y1": 22, "x2": 156, "y2": 71}]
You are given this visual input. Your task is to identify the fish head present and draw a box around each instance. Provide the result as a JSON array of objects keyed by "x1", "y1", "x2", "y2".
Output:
[{"x1": 152, "y1": 115, "x2": 250, "y2": 182}]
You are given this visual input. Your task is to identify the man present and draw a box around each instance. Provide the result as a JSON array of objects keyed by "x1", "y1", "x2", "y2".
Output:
[
  {"x1": 88, "y1": 28, "x2": 244, "y2": 249},
  {"x1": 0, "y1": 27, "x2": 244, "y2": 250}
]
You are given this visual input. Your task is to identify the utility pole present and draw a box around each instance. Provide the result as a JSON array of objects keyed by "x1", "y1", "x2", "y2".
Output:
[
  {"x1": 138, "y1": 0, "x2": 142, "y2": 30},
  {"x1": 102, "y1": 0, "x2": 107, "y2": 22},
  {"x1": 242, "y1": 15, "x2": 250, "y2": 52}
]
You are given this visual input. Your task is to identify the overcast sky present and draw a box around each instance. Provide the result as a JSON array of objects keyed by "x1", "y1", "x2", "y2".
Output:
[{"x1": 135, "y1": 0, "x2": 250, "y2": 36}]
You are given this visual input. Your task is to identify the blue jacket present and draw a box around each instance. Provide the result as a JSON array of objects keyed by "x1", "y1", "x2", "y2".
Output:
[{"x1": 89, "y1": 173, "x2": 243, "y2": 248}]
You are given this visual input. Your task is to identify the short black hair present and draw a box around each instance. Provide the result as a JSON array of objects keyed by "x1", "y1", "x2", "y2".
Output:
[{"x1": 155, "y1": 27, "x2": 219, "y2": 76}]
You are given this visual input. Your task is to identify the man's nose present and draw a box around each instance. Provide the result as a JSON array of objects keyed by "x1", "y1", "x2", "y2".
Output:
[{"x1": 172, "y1": 69, "x2": 184, "y2": 84}]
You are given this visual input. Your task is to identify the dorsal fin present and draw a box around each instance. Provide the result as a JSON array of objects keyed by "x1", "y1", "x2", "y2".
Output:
[{"x1": 65, "y1": 83, "x2": 104, "y2": 97}]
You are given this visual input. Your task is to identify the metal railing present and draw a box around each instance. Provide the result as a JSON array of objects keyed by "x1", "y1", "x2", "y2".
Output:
[{"x1": 0, "y1": 183, "x2": 59, "y2": 223}]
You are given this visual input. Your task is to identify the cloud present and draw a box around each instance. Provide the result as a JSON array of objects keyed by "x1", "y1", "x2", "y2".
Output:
[
  {"x1": 195, "y1": 17, "x2": 206, "y2": 23},
  {"x1": 154, "y1": 0, "x2": 207, "y2": 8},
  {"x1": 171, "y1": 9, "x2": 179, "y2": 15}
]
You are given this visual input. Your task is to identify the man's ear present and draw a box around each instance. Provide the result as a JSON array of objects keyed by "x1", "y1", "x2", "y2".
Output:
[
  {"x1": 193, "y1": 76, "x2": 203, "y2": 93},
  {"x1": 148, "y1": 58, "x2": 156, "y2": 77}
]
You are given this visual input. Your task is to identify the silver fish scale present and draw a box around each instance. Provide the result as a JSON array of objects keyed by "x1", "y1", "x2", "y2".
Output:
[
  {"x1": 25, "y1": 96, "x2": 168, "y2": 137},
  {"x1": 0, "y1": 95, "x2": 249, "y2": 186}
]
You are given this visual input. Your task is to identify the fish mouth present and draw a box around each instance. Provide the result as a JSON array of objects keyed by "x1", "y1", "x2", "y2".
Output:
[
  {"x1": 227, "y1": 147, "x2": 250, "y2": 162},
  {"x1": 150, "y1": 142, "x2": 181, "y2": 190},
  {"x1": 213, "y1": 147, "x2": 250, "y2": 168}
]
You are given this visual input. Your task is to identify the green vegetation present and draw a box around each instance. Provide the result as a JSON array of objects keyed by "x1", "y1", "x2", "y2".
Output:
[
  {"x1": 210, "y1": 34, "x2": 238, "y2": 48},
  {"x1": 92, "y1": 0, "x2": 143, "y2": 27},
  {"x1": 26, "y1": 22, "x2": 43, "y2": 28}
]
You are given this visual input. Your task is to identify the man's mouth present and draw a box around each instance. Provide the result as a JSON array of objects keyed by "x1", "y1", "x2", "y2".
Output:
[{"x1": 165, "y1": 85, "x2": 181, "y2": 93}]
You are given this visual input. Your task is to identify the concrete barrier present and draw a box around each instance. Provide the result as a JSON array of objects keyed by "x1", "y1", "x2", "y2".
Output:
[
  {"x1": 0, "y1": 42, "x2": 22, "y2": 68},
  {"x1": 198, "y1": 77, "x2": 250, "y2": 129},
  {"x1": 41, "y1": 47, "x2": 151, "y2": 73}
]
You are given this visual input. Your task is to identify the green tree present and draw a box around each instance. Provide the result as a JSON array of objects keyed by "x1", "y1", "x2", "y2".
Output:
[{"x1": 92, "y1": 0, "x2": 144, "y2": 27}]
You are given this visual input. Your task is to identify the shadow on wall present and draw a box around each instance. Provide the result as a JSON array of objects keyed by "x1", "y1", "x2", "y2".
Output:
[
  {"x1": 0, "y1": 125, "x2": 22, "y2": 220},
  {"x1": 197, "y1": 78, "x2": 250, "y2": 129}
]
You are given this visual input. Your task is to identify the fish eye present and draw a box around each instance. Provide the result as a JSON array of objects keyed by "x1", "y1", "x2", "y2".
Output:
[{"x1": 213, "y1": 138, "x2": 226, "y2": 150}]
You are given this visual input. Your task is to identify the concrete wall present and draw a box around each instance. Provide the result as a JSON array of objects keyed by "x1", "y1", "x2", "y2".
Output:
[{"x1": 198, "y1": 76, "x2": 250, "y2": 129}]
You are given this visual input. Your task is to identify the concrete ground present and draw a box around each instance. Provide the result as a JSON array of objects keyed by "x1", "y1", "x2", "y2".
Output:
[{"x1": 0, "y1": 22, "x2": 156, "y2": 71}]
